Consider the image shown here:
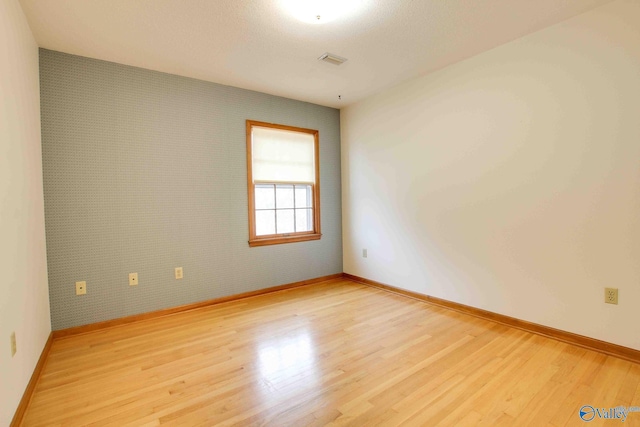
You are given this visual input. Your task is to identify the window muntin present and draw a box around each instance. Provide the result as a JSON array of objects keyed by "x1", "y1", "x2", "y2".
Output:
[{"x1": 246, "y1": 121, "x2": 321, "y2": 246}]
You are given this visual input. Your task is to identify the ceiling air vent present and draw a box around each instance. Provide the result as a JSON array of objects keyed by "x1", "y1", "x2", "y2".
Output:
[{"x1": 318, "y1": 52, "x2": 348, "y2": 65}]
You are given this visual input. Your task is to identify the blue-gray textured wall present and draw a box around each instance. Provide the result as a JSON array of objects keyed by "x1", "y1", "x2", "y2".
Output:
[{"x1": 39, "y1": 49, "x2": 343, "y2": 330}]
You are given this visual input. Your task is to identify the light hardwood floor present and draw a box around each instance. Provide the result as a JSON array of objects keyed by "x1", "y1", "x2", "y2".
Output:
[{"x1": 22, "y1": 279, "x2": 640, "y2": 426}]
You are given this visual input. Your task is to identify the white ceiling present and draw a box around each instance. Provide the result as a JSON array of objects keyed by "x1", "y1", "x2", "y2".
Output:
[{"x1": 19, "y1": 0, "x2": 614, "y2": 108}]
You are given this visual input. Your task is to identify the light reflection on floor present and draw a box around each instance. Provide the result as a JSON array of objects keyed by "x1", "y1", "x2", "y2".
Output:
[{"x1": 256, "y1": 329, "x2": 319, "y2": 398}]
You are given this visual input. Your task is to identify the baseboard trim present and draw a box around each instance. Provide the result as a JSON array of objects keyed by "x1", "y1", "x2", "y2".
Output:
[
  {"x1": 10, "y1": 332, "x2": 53, "y2": 427},
  {"x1": 53, "y1": 273, "x2": 343, "y2": 339},
  {"x1": 343, "y1": 273, "x2": 640, "y2": 364}
]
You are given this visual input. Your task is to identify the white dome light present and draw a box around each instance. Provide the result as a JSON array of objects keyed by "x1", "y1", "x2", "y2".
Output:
[{"x1": 279, "y1": 0, "x2": 367, "y2": 24}]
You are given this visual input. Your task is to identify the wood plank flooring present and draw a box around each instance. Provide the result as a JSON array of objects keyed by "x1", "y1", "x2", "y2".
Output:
[{"x1": 22, "y1": 279, "x2": 640, "y2": 426}]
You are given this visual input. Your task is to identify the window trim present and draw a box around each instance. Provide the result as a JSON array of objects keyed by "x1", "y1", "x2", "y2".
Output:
[{"x1": 246, "y1": 120, "x2": 321, "y2": 247}]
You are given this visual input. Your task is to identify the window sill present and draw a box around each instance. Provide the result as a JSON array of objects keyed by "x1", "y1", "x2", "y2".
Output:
[{"x1": 248, "y1": 233, "x2": 322, "y2": 247}]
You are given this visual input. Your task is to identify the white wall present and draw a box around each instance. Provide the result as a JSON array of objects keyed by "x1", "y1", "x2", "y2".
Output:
[
  {"x1": 341, "y1": 0, "x2": 640, "y2": 350},
  {"x1": 0, "y1": 0, "x2": 51, "y2": 424}
]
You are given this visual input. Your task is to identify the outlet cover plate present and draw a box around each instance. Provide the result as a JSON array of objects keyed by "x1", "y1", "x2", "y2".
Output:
[
  {"x1": 10, "y1": 332, "x2": 16, "y2": 357},
  {"x1": 129, "y1": 273, "x2": 138, "y2": 286},
  {"x1": 605, "y1": 287, "x2": 618, "y2": 305},
  {"x1": 76, "y1": 281, "x2": 87, "y2": 295}
]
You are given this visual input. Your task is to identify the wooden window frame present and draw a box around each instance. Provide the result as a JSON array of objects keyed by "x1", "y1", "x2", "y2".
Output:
[{"x1": 246, "y1": 120, "x2": 322, "y2": 247}]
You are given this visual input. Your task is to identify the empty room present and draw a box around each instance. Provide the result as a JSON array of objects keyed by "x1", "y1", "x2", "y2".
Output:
[{"x1": 2, "y1": 0, "x2": 640, "y2": 425}]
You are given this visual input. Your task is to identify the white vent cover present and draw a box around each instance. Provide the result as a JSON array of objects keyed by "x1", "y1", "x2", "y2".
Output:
[{"x1": 318, "y1": 52, "x2": 348, "y2": 65}]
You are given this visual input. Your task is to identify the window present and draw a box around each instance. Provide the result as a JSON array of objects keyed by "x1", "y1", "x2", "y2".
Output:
[{"x1": 246, "y1": 120, "x2": 321, "y2": 246}]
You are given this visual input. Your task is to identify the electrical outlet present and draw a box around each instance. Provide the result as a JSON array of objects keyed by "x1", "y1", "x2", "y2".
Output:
[
  {"x1": 10, "y1": 332, "x2": 16, "y2": 357},
  {"x1": 76, "y1": 281, "x2": 87, "y2": 295},
  {"x1": 175, "y1": 267, "x2": 183, "y2": 280},
  {"x1": 129, "y1": 273, "x2": 138, "y2": 286},
  {"x1": 362, "y1": 248, "x2": 367, "y2": 258},
  {"x1": 605, "y1": 287, "x2": 618, "y2": 305}
]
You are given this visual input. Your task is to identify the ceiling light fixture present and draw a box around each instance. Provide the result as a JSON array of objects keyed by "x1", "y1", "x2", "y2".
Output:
[{"x1": 279, "y1": 0, "x2": 367, "y2": 24}]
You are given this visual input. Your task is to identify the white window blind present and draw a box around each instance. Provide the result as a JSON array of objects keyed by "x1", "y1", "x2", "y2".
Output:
[{"x1": 252, "y1": 126, "x2": 315, "y2": 183}]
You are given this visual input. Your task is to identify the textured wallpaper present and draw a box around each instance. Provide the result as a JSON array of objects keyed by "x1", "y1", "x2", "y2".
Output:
[{"x1": 39, "y1": 49, "x2": 342, "y2": 330}]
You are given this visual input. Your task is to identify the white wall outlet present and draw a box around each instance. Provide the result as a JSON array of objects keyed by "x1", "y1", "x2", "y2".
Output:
[
  {"x1": 129, "y1": 273, "x2": 139, "y2": 286},
  {"x1": 362, "y1": 248, "x2": 368, "y2": 258},
  {"x1": 175, "y1": 267, "x2": 183, "y2": 280},
  {"x1": 605, "y1": 287, "x2": 618, "y2": 305},
  {"x1": 76, "y1": 281, "x2": 87, "y2": 295},
  {"x1": 10, "y1": 332, "x2": 16, "y2": 357}
]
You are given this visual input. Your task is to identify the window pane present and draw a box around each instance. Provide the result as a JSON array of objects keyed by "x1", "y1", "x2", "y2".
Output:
[
  {"x1": 256, "y1": 210, "x2": 276, "y2": 236},
  {"x1": 255, "y1": 184, "x2": 275, "y2": 210},
  {"x1": 295, "y1": 208, "x2": 313, "y2": 232},
  {"x1": 276, "y1": 209, "x2": 295, "y2": 234},
  {"x1": 276, "y1": 185, "x2": 294, "y2": 209},
  {"x1": 295, "y1": 185, "x2": 312, "y2": 208}
]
